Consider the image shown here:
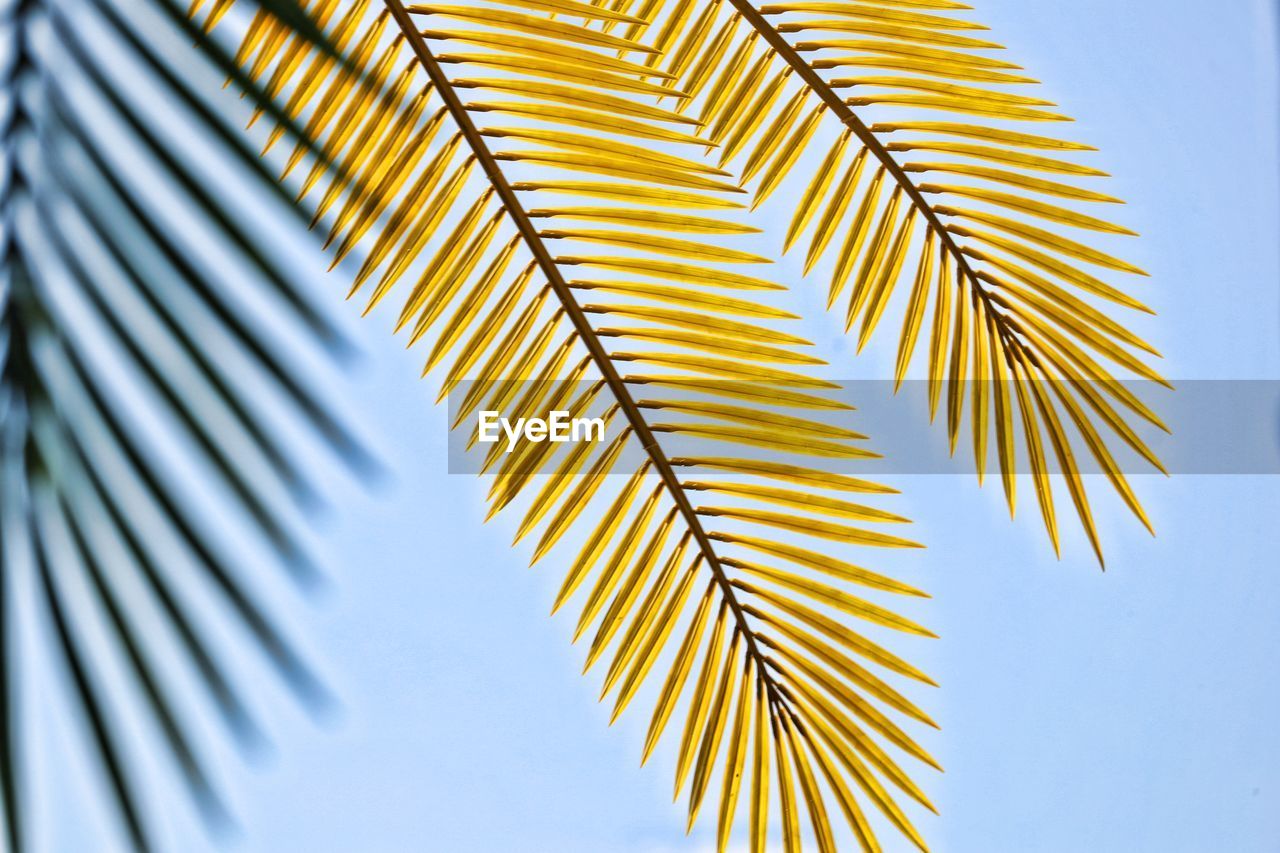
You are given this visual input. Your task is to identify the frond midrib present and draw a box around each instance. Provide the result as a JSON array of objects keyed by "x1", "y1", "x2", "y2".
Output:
[{"x1": 382, "y1": 0, "x2": 782, "y2": 700}]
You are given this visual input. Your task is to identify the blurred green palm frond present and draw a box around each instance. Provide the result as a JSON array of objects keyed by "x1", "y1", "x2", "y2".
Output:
[
  {"x1": 616, "y1": 0, "x2": 1168, "y2": 564},
  {"x1": 202, "y1": 1, "x2": 940, "y2": 850},
  {"x1": 0, "y1": 0, "x2": 368, "y2": 848}
]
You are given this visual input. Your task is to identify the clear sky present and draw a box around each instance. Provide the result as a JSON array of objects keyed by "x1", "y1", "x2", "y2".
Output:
[{"x1": 42, "y1": 0, "x2": 1280, "y2": 850}]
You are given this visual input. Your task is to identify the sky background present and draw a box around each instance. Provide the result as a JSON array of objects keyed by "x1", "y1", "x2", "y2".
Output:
[{"x1": 39, "y1": 0, "x2": 1280, "y2": 850}]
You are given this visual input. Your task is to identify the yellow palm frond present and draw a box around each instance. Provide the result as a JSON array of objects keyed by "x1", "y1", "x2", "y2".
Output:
[
  {"x1": 618, "y1": 0, "x2": 1166, "y2": 564},
  {"x1": 200, "y1": 1, "x2": 940, "y2": 849}
]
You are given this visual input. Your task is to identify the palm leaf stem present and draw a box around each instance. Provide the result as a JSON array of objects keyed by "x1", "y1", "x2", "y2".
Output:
[{"x1": 382, "y1": 0, "x2": 786, "y2": 705}]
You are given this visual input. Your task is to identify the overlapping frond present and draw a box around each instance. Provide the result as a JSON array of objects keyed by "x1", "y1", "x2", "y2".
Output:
[
  {"x1": 610, "y1": 0, "x2": 1166, "y2": 563},
  {"x1": 1, "y1": 0, "x2": 367, "y2": 848},
  {"x1": 205, "y1": 0, "x2": 940, "y2": 848}
]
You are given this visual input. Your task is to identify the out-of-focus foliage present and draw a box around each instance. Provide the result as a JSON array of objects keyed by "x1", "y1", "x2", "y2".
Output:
[{"x1": 0, "y1": 0, "x2": 365, "y2": 848}]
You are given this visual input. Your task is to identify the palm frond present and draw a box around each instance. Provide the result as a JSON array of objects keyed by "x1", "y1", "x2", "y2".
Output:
[
  {"x1": 206, "y1": 1, "x2": 940, "y2": 849},
  {"x1": 615, "y1": 0, "x2": 1166, "y2": 564},
  {"x1": 0, "y1": 0, "x2": 366, "y2": 847}
]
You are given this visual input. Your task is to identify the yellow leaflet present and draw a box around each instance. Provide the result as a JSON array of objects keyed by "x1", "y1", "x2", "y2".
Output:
[
  {"x1": 738, "y1": 591, "x2": 932, "y2": 682},
  {"x1": 587, "y1": 306, "x2": 804, "y2": 346},
  {"x1": 600, "y1": 532, "x2": 693, "y2": 696},
  {"x1": 531, "y1": 207, "x2": 755, "y2": 234},
  {"x1": 844, "y1": 75, "x2": 1051, "y2": 106},
  {"x1": 894, "y1": 227, "x2": 936, "y2": 387},
  {"x1": 858, "y1": 208, "x2": 919, "y2": 351},
  {"x1": 700, "y1": 31, "x2": 760, "y2": 128},
  {"x1": 913, "y1": 163, "x2": 1123, "y2": 206},
  {"x1": 559, "y1": 256, "x2": 782, "y2": 290},
  {"x1": 971, "y1": 295, "x2": 991, "y2": 481},
  {"x1": 826, "y1": 55, "x2": 1037, "y2": 84},
  {"x1": 454, "y1": 78, "x2": 696, "y2": 125},
  {"x1": 716, "y1": 662, "x2": 753, "y2": 851},
  {"x1": 780, "y1": 20, "x2": 1004, "y2": 50},
  {"x1": 553, "y1": 462, "x2": 652, "y2": 612},
  {"x1": 807, "y1": 39, "x2": 1025, "y2": 71},
  {"x1": 1008, "y1": 352, "x2": 1060, "y2": 554},
  {"x1": 872, "y1": 120, "x2": 1094, "y2": 149},
  {"x1": 808, "y1": 149, "x2": 868, "y2": 274},
  {"x1": 631, "y1": 576, "x2": 716, "y2": 740},
  {"x1": 987, "y1": 310, "x2": 1017, "y2": 515},
  {"x1": 945, "y1": 207, "x2": 1143, "y2": 273},
  {"x1": 945, "y1": 268, "x2": 970, "y2": 453},
  {"x1": 511, "y1": 398, "x2": 616, "y2": 541},
  {"x1": 672, "y1": 600, "x2": 730, "y2": 791},
  {"x1": 672, "y1": 458, "x2": 894, "y2": 494},
  {"x1": 748, "y1": 680, "x2": 769, "y2": 853},
  {"x1": 1018, "y1": 349, "x2": 1103, "y2": 563},
  {"x1": 599, "y1": 326, "x2": 822, "y2": 364},
  {"x1": 772, "y1": 713, "x2": 802, "y2": 853},
  {"x1": 472, "y1": 102, "x2": 707, "y2": 145},
  {"x1": 616, "y1": 352, "x2": 838, "y2": 388},
  {"x1": 761, "y1": 2, "x2": 988, "y2": 31},
  {"x1": 409, "y1": 5, "x2": 658, "y2": 52},
  {"x1": 583, "y1": 506, "x2": 678, "y2": 663},
  {"x1": 702, "y1": 508, "x2": 920, "y2": 548},
  {"x1": 569, "y1": 280, "x2": 796, "y2": 318},
  {"x1": 424, "y1": 29, "x2": 675, "y2": 78},
  {"x1": 541, "y1": 229, "x2": 767, "y2": 263},
  {"x1": 638, "y1": 399, "x2": 860, "y2": 438},
  {"x1": 974, "y1": 260, "x2": 1158, "y2": 353},
  {"x1": 438, "y1": 52, "x2": 685, "y2": 97},
  {"x1": 451, "y1": 289, "x2": 551, "y2": 426},
  {"x1": 926, "y1": 244, "x2": 953, "y2": 420},
  {"x1": 829, "y1": 165, "x2": 886, "y2": 307},
  {"x1": 847, "y1": 93, "x2": 1069, "y2": 121},
  {"x1": 423, "y1": 237, "x2": 521, "y2": 375},
  {"x1": 780, "y1": 712, "x2": 837, "y2": 853},
  {"x1": 787, "y1": 128, "x2": 852, "y2": 253},
  {"x1": 479, "y1": 0, "x2": 647, "y2": 23},
  {"x1": 578, "y1": 489, "x2": 670, "y2": 640},
  {"x1": 529, "y1": 425, "x2": 632, "y2": 562},
  {"x1": 741, "y1": 89, "x2": 809, "y2": 185},
  {"x1": 754, "y1": 104, "x2": 826, "y2": 210},
  {"x1": 610, "y1": 555, "x2": 703, "y2": 721},
  {"x1": 932, "y1": 188, "x2": 1133, "y2": 235},
  {"x1": 845, "y1": 184, "x2": 903, "y2": 327},
  {"x1": 486, "y1": 128, "x2": 728, "y2": 175},
  {"x1": 685, "y1": 482, "x2": 909, "y2": 524},
  {"x1": 686, "y1": 633, "x2": 742, "y2": 829},
  {"x1": 719, "y1": 65, "x2": 791, "y2": 165},
  {"x1": 498, "y1": 150, "x2": 741, "y2": 193},
  {"x1": 436, "y1": 265, "x2": 536, "y2": 396},
  {"x1": 652, "y1": 422, "x2": 873, "y2": 458},
  {"x1": 513, "y1": 180, "x2": 741, "y2": 208}
]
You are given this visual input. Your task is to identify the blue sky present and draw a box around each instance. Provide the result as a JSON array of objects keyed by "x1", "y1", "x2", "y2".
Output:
[{"x1": 42, "y1": 0, "x2": 1280, "y2": 850}]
